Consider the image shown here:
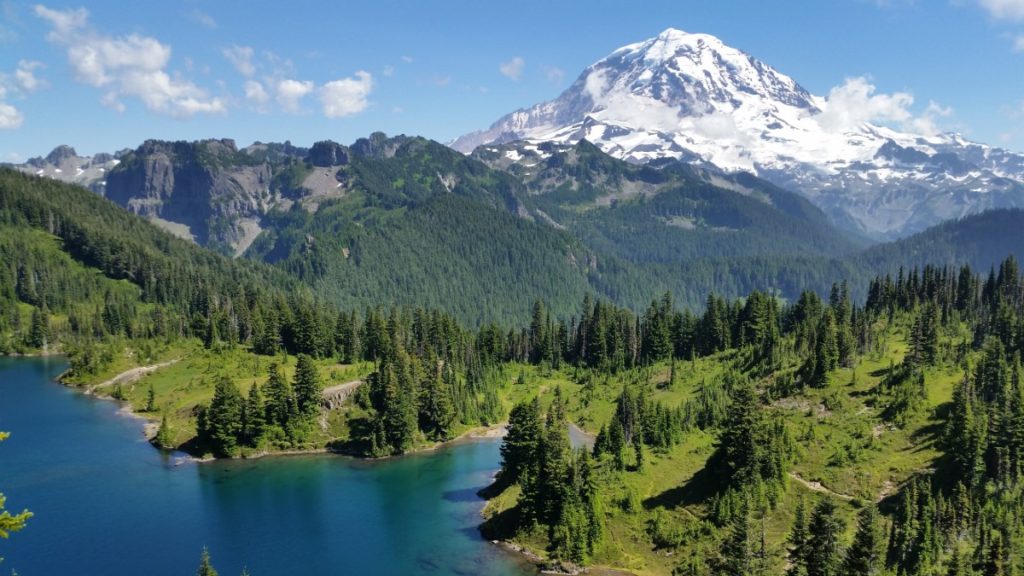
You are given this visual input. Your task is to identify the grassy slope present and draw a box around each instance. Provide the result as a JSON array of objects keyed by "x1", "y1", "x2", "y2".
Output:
[{"x1": 482, "y1": 313, "x2": 961, "y2": 575}]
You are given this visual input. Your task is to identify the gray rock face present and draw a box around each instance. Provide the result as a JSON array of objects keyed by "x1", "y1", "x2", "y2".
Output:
[
  {"x1": 105, "y1": 139, "x2": 274, "y2": 249},
  {"x1": 308, "y1": 140, "x2": 349, "y2": 167}
]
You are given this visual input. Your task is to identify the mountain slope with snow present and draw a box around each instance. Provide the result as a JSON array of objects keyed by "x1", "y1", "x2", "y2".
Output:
[{"x1": 452, "y1": 28, "x2": 1024, "y2": 239}]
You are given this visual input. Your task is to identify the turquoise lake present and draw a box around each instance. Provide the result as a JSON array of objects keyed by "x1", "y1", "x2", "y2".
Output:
[{"x1": 0, "y1": 357, "x2": 534, "y2": 575}]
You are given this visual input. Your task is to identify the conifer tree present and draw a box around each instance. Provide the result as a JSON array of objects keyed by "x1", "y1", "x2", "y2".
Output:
[
  {"x1": 206, "y1": 376, "x2": 243, "y2": 456},
  {"x1": 263, "y1": 364, "x2": 295, "y2": 431},
  {"x1": 499, "y1": 397, "x2": 542, "y2": 488},
  {"x1": 154, "y1": 414, "x2": 173, "y2": 449},
  {"x1": 420, "y1": 360, "x2": 455, "y2": 441},
  {"x1": 787, "y1": 496, "x2": 809, "y2": 576},
  {"x1": 196, "y1": 547, "x2": 219, "y2": 576},
  {"x1": 806, "y1": 498, "x2": 844, "y2": 576},
  {"x1": 292, "y1": 354, "x2": 322, "y2": 419},
  {"x1": 718, "y1": 500, "x2": 751, "y2": 576},
  {"x1": 241, "y1": 384, "x2": 265, "y2": 446},
  {"x1": 843, "y1": 505, "x2": 882, "y2": 576},
  {"x1": 0, "y1": 432, "x2": 31, "y2": 545},
  {"x1": 719, "y1": 376, "x2": 760, "y2": 485}
]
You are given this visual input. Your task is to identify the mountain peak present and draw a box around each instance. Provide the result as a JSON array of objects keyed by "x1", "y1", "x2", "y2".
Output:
[{"x1": 452, "y1": 29, "x2": 1024, "y2": 240}]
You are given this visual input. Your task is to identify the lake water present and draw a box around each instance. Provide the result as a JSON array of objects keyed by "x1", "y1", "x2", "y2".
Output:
[{"x1": 0, "y1": 357, "x2": 534, "y2": 576}]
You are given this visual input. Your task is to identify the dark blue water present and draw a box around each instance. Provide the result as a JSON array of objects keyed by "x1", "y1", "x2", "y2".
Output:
[{"x1": 0, "y1": 357, "x2": 532, "y2": 576}]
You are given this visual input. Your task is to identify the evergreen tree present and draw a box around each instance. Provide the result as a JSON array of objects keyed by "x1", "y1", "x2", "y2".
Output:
[
  {"x1": 196, "y1": 547, "x2": 219, "y2": 576},
  {"x1": 419, "y1": 360, "x2": 456, "y2": 441},
  {"x1": 205, "y1": 376, "x2": 243, "y2": 456},
  {"x1": 154, "y1": 414, "x2": 173, "y2": 449},
  {"x1": 27, "y1": 306, "x2": 49, "y2": 349},
  {"x1": 263, "y1": 364, "x2": 295, "y2": 431},
  {"x1": 499, "y1": 399, "x2": 542, "y2": 490},
  {"x1": 810, "y1": 309, "x2": 839, "y2": 387},
  {"x1": 145, "y1": 382, "x2": 156, "y2": 412},
  {"x1": 718, "y1": 500, "x2": 752, "y2": 576},
  {"x1": 843, "y1": 505, "x2": 882, "y2": 576},
  {"x1": 787, "y1": 496, "x2": 809, "y2": 576},
  {"x1": 292, "y1": 354, "x2": 322, "y2": 419},
  {"x1": 0, "y1": 432, "x2": 32, "y2": 545},
  {"x1": 806, "y1": 499, "x2": 844, "y2": 576},
  {"x1": 719, "y1": 376, "x2": 760, "y2": 485},
  {"x1": 241, "y1": 384, "x2": 265, "y2": 447}
]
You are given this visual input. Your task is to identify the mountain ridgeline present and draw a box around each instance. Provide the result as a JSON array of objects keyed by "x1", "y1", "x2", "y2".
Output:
[{"x1": 8, "y1": 133, "x2": 1024, "y2": 326}]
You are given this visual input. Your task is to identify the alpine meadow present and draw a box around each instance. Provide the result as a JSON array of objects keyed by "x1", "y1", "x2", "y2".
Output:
[{"x1": 4, "y1": 3, "x2": 1024, "y2": 575}]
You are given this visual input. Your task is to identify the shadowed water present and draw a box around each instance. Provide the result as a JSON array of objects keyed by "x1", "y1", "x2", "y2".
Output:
[{"x1": 0, "y1": 357, "x2": 533, "y2": 576}]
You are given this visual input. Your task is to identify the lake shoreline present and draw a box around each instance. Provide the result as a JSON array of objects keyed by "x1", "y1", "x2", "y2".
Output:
[
  {"x1": 56, "y1": 359, "x2": 511, "y2": 464},
  {"x1": 43, "y1": 356, "x2": 628, "y2": 575}
]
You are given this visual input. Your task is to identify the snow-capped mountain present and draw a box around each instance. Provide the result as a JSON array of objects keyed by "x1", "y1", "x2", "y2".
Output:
[
  {"x1": 8, "y1": 145, "x2": 123, "y2": 193},
  {"x1": 452, "y1": 28, "x2": 1024, "y2": 239}
]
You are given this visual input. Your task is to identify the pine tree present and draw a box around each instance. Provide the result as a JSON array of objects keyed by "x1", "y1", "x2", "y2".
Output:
[
  {"x1": 420, "y1": 360, "x2": 455, "y2": 441},
  {"x1": 787, "y1": 495, "x2": 809, "y2": 576},
  {"x1": 810, "y1": 309, "x2": 839, "y2": 387},
  {"x1": 843, "y1": 505, "x2": 882, "y2": 576},
  {"x1": 146, "y1": 383, "x2": 156, "y2": 412},
  {"x1": 263, "y1": 364, "x2": 295, "y2": 430},
  {"x1": 719, "y1": 376, "x2": 760, "y2": 485},
  {"x1": 154, "y1": 414, "x2": 173, "y2": 449},
  {"x1": 27, "y1": 306, "x2": 49, "y2": 349},
  {"x1": 196, "y1": 547, "x2": 219, "y2": 576},
  {"x1": 984, "y1": 532, "x2": 1005, "y2": 576},
  {"x1": 719, "y1": 500, "x2": 751, "y2": 576},
  {"x1": 292, "y1": 354, "x2": 322, "y2": 419},
  {"x1": 241, "y1": 384, "x2": 265, "y2": 446},
  {"x1": 206, "y1": 376, "x2": 243, "y2": 456},
  {"x1": 806, "y1": 499, "x2": 844, "y2": 576},
  {"x1": 0, "y1": 432, "x2": 32, "y2": 544}
]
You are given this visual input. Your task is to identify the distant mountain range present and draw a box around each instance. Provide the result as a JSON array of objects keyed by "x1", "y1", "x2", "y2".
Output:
[
  {"x1": 4, "y1": 132, "x2": 1024, "y2": 324},
  {"x1": 453, "y1": 28, "x2": 1024, "y2": 240},
  {"x1": 5, "y1": 30, "x2": 1024, "y2": 321}
]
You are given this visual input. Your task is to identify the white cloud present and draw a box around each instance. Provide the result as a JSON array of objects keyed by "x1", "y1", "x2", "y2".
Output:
[
  {"x1": 34, "y1": 4, "x2": 87, "y2": 39},
  {"x1": 223, "y1": 45, "x2": 255, "y2": 77},
  {"x1": 244, "y1": 80, "x2": 269, "y2": 107},
  {"x1": 815, "y1": 77, "x2": 952, "y2": 136},
  {"x1": 187, "y1": 9, "x2": 217, "y2": 29},
  {"x1": 584, "y1": 69, "x2": 609, "y2": 101},
  {"x1": 499, "y1": 57, "x2": 524, "y2": 81},
  {"x1": 14, "y1": 60, "x2": 44, "y2": 92},
  {"x1": 0, "y1": 100, "x2": 22, "y2": 129},
  {"x1": 320, "y1": 71, "x2": 373, "y2": 118},
  {"x1": 34, "y1": 4, "x2": 225, "y2": 118},
  {"x1": 815, "y1": 77, "x2": 914, "y2": 131},
  {"x1": 543, "y1": 66, "x2": 565, "y2": 84},
  {"x1": 275, "y1": 78, "x2": 314, "y2": 113},
  {"x1": 382, "y1": 65, "x2": 394, "y2": 77},
  {"x1": 1015, "y1": 34, "x2": 1024, "y2": 51},
  {"x1": 978, "y1": 0, "x2": 1024, "y2": 20},
  {"x1": 906, "y1": 100, "x2": 954, "y2": 135},
  {"x1": 401, "y1": 55, "x2": 414, "y2": 63},
  {"x1": 0, "y1": 60, "x2": 46, "y2": 129}
]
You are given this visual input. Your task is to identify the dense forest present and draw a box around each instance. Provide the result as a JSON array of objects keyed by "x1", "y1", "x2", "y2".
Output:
[{"x1": 470, "y1": 257, "x2": 1024, "y2": 575}]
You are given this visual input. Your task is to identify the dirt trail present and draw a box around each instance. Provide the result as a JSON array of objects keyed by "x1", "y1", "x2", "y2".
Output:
[
  {"x1": 788, "y1": 472, "x2": 855, "y2": 501},
  {"x1": 89, "y1": 359, "x2": 180, "y2": 393}
]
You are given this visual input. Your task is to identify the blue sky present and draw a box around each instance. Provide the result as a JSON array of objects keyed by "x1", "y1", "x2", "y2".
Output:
[{"x1": 1, "y1": 0, "x2": 1023, "y2": 160}]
